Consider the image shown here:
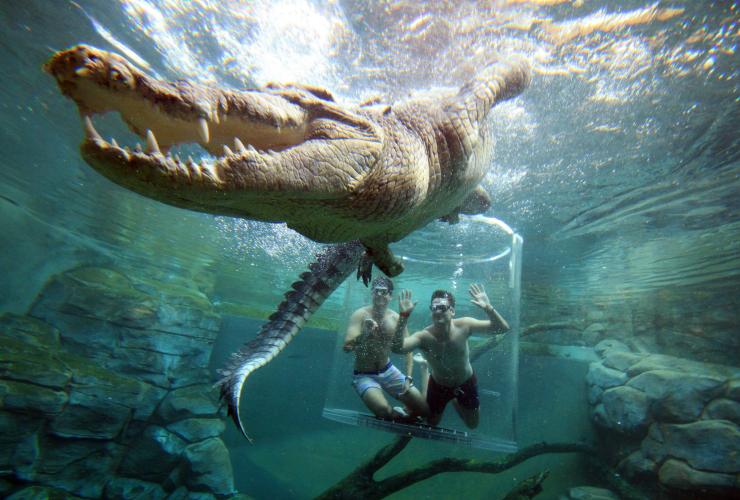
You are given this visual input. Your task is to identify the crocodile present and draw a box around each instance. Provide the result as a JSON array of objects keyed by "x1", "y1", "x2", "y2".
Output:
[{"x1": 44, "y1": 45, "x2": 531, "y2": 439}]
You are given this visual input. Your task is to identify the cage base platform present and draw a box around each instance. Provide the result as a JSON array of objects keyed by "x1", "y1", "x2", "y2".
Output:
[{"x1": 322, "y1": 408, "x2": 517, "y2": 452}]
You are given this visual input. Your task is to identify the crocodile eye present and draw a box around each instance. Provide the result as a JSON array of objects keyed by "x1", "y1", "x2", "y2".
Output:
[{"x1": 89, "y1": 54, "x2": 99, "y2": 62}]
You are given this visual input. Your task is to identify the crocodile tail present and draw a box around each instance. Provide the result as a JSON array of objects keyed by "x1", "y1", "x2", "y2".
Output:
[{"x1": 216, "y1": 241, "x2": 365, "y2": 440}]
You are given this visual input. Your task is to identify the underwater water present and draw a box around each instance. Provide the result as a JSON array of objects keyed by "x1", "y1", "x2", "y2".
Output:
[{"x1": 0, "y1": 1, "x2": 738, "y2": 499}]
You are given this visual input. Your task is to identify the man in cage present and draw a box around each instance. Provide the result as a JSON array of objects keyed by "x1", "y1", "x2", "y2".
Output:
[
  {"x1": 394, "y1": 284, "x2": 509, "y2": 429},
  {"x1": 343, "y1": 276, "x2": 429, "y2": 422}
]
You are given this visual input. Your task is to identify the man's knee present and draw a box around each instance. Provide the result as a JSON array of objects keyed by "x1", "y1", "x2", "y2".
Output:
[
  {"x1": 371, "y1": 404, "x2": 393, "y2": 419},
  {"x1": 401, "y1": 391, "x2": 429, "y2": 417},
  {"x1": 462, "y1": 409, "x2": 479, "y2": 429}
]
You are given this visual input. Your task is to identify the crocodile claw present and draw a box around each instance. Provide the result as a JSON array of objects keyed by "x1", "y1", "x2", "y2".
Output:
[{"x1": 356, "y1": 252, "x2": 374, "y2": 286}]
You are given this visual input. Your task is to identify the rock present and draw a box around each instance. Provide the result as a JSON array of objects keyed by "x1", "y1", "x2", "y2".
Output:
[
  {"x1": 67, "y1": 368, "x2": 165, "y2": 422},
  {"x1": 118, "y1": 426, "x2": 186, "y2": 481},
  {"x1": 167, "y1": 418, "x2": 225, "y2": 442},
  {"x1": 11, "y1": 433, "x2": 40, "y2": 480},
  {"x1": 586, "y1": 362, "x2": 627, "y2": 390},
  {"x1": 618, "y1": 450, "x2": 657, "y2": 480},
  {"x1": 600, "y1": 386, "x2": 650, "y2": 434},
  {"x1": 587, "y1": 384, "x2": 603, "y2": 405},
  {"x1": 658, "y1": 458, "x2": 736, "y2": 490},
  {"x1": 591, "y1": 403, "x2": 608, "y2": 427},
  {"x1": 29, "y1": 266, "x2": 221, "y2": 389},
  {"x1": 103, "y1": 477, "x2": 167, "y2": 499},
  {"x1": 0, "y1": 410, "x2": 43, "y2": 444},
  {"x1": 702, "y1": 398, "x2": 740, "y2": 424},
  {"x1": 6, "y1": 485, "x2": 85, "y2": 499},
  {"x1": 627, "y1": 370, "x2": 724, "y2": 422},
  {"x1": 626, "y1": 354, "x2": 738, "y2": 379},
  {"x1": 0, "y1": 313, "x2": 60, "y2": 349},
  {"x1": 582, "y1": 323, "x2": 606, "y2": 345},
  {"x1": 727, "y1": 379, "x2": 740, "y2": 401},
  {"x1": 0, "y1": 380, "x2": 68, "y2": 415},
  {"x1": 566, "y1": 485, "x2": 619, "y2": 499},
  {"x1": 0, "y1": 479, "x2": 12, "y2": 497},
  {"x1": 158, "y1": 385, "x2": 219, "y2": 421},
  {"x1": 656, "y1": 420, "x2": 740, "y2": 473},
  {"x1": 48, "y1": 401, "x2": 129, "y2": 440},
  {"x1": 167, "y1": 487, "x2": 216, "y2": 500},
  {"x1": 183, "y1": 438, "x2": 235, "y2": 495},
  {"x1": 27, "y1": 438, "x2": 119, "y2": 498},
  {"x1": 602, "y1": 351, "x2": 645, "y2": 372},
  {"x1": 586, "y1": 309, "x2": 607, "y2": 322},
  {"x1": 594, "y1": 339, "x2": 630, "y2": 357},
  {"x1": 640, "y1": 423, "x2": 666, "y2": 463},
  {"x1": 0, "y1": 356, "x2": 70, "y2": 389}
]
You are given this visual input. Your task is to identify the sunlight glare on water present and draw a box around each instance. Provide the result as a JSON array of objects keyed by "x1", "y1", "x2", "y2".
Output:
[{"x1": 118, "y1": 0, "x2": 350, "y2": 89}]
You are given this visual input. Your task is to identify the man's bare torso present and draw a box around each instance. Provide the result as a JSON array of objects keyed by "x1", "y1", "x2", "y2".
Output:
[
  {"x1": 353, "y1": 306, "x2": 399, "y2": 372},
  {"x1": 419, "y1": 320, "x2": 473, "y2": 386}
]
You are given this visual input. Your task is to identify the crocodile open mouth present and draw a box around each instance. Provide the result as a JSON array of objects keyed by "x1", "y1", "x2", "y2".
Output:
[
  {"x1": 43, "y1": 44, "x2": 323, "y2": 189},
  {"x1": 44, "y1": 44, "x2": 383, "y2": 200}
]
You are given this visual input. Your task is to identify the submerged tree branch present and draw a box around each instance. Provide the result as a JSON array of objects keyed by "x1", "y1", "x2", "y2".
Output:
[
  {"x1": 502, "y1": 471, "x2": 549, "y2": 500},
  {"x1": 316, "y1": 439, "x2": 599, "y2": 500},
  {"x1": 521, "y1": 322, "x2": 582, "y2": 336},
  {"x1": 469, "y1": 321, "x2": 578, "y2": 363}
]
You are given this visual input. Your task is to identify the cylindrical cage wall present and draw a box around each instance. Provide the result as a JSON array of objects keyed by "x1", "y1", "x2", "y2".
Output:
[{"x1": 323, "y1": 217, "x2": 522, "y2": 451}]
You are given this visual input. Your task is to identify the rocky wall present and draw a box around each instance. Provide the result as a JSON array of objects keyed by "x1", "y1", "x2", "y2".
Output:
[
  {"x1": 586, "y1": 339, "x2": 740, "y2": 498},
  {"x1": 0, "y1": 266, "x2": 248, "y2": 499}
]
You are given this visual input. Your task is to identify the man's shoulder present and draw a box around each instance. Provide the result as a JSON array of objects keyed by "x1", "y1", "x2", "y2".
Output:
[
  {"x1": 452, "y1": 317, "x2": 478, "y2": 332},
  {"x1": 453, "y1": 316, "x2": 478, "y2": 325},
  {"x1": 414, "y1": 327, "x2": 434, "y2": 340},
  {"x1": 351, "y1": 306, "x2": 371, "y2": 318}
]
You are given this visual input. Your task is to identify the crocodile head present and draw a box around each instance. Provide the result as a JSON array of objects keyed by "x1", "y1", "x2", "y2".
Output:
[{"x1": 44, "y1": 45, "x2": 382, "y2": 224}]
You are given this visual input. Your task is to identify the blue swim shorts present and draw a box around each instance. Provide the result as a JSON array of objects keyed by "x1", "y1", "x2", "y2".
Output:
[{"x1": 351, "y1": 361, "x2": 408, "y2": 399}]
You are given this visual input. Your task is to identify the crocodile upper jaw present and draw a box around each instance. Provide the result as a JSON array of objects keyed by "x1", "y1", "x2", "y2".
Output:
[{"x1": 44, "y1": 45, "x2": 312, "y2": 167}]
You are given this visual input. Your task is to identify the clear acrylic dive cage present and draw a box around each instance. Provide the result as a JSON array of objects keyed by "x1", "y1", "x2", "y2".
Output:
[{"x1": 323, "y1": 216, "x2": 522, "y2": 452}]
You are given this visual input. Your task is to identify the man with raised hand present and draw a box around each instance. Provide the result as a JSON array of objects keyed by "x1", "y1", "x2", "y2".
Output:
[{"x1": 394, "y1": 284, "x2": 509, "y2": 429}]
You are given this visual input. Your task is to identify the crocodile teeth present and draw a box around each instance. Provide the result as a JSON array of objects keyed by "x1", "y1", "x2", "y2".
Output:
[
  {"x1": 135, "y1": 143, "x2": 143, "y2": 153},
  {"x1": 223, "y1": 145, "x2": 233, "y2": 157},
  {"x1": 145, "y1": 130, "x2": 161, "y2": 154},
  {"x1": 234, "y1": 138, "x2": 247, "y2": 153},
  {"x1": 111, "y1": 138, "x2": 119, "y2": 148},
  {"x1": 197, "y1": 117, "x2": 210, "y2": 144},
  {"x1": 83, "y1": 116, "x2": 102, "y2": 141}
]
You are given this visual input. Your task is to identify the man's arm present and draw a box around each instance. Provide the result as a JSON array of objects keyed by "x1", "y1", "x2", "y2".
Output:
[
  {"x1": 464, "y1": 283, "x2": 511, "y2": 336},
  {"x1": 391, "y1": 289, "x2": 424, "y2": 354}
]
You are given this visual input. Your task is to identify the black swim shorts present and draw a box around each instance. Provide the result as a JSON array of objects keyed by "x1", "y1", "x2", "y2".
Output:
[{"x1": 427, "y1": 372, "x2": 480, "y2": 416}]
